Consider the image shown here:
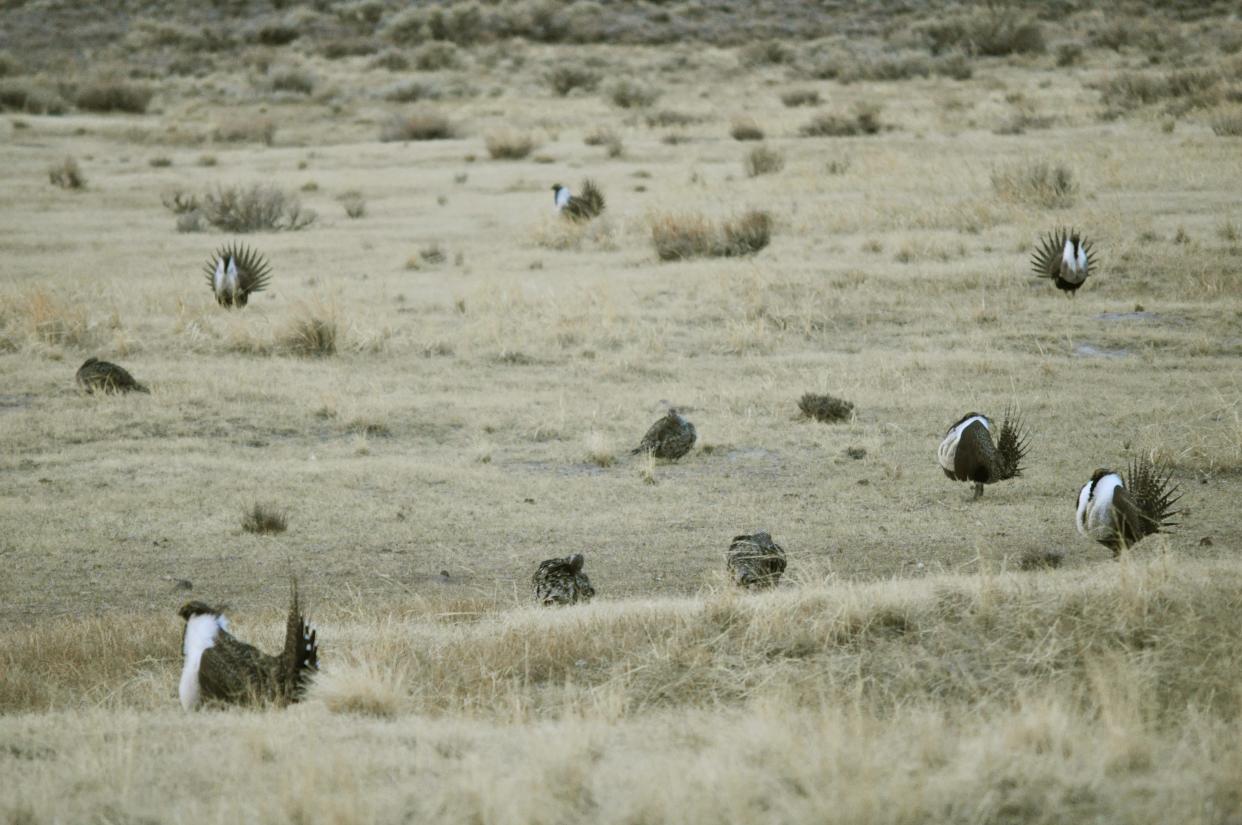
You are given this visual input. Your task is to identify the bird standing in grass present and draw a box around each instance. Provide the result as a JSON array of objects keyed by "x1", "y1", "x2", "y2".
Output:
[
  {"x1": 204, "y1": 243, "x2": 272, "y2": 308},
  {"x1": 938, "y1": 409, "x2": 1030, "y2": 499},
  {"x1": 532, "y1": 553, "x2": 595, "y2": 606},
  {"x1": 1031, "y1": 228, "x2": 1096, "y2": 295},
  {"x1": 1077, "y1": 457, "x2": 1181, "y2": 557},
  {"x1": 632, "y1": 408, "x2": 697, "y2": 461},
  {"x1": 727, "y1": 532, "x2": 787, "y2": 590},
  {"x1": 178, "y1": 580, "x2": 318, "y2": 710},
  {"x1": 552, "y1": 180, "x2": 605, "y2": 221},
  {"x1": 75, "y1": 357, "x2": 149, "y2": 394}
]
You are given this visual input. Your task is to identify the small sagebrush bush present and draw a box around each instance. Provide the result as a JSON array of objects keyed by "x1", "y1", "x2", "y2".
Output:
[
  {"x1": 212, "y1": 117, "x2": 276, "y2": 146},
  {"x1": 485, "y1": 130, "x2": 537, "y2": 159},
  {"x1": 269, "y1": 67, "x2": 316, "y2": 96},
  {"x1": 651, "y1": 210, "x2": 772, "y2": 261},
  {"x1": 547, "y1": 64, "x2": 600, "y2": 96},
  {"x1": 585, "y1": 127, "x2": 623, "y2": 157},
  {"x1": 201, "y1": 184, "x2": 317, "y2": 232},
  {"x1": 74, "y1": 79, "x2": 153, "y2": 114},
  {"x1": 339, "y1": 190, "x2": 367, "y2": 219},
  {"x1": 798, "y1": 392, "x2": 855, "y2": 423},
  {"x1": 780, "y1": 88, "x2": 820, "y2": 107},
  {"x1": 48, "y1": 157, "x2": 85, "y2": 190},
  {"x1": 254, "y1": 22, "x2": 300, "y2": 46},
  {"x1": 0, "y1": 80, "x2": 67, "y2": 114},
  {"x1": 148, "y1": 156, "x2": 172, "y2": 168},
  {"x1": 1018, "y1": 548, "x2": 1064, "y2": 571},
  {"x1": 608, "y1": 80, "x2": 659, "y2": 109},
  {"x1": 744, "y1": 145, "x2": 784, "y2": 177},
  {"x1": 370, "y1": 50, "x2": 411, "y2": 72},
  {"x1": 380, "y1": 109, "x2": 455, "y2": 142},
  {"x1": 923, "y1": 9, "x2": 1044, "y2": 57},
  {"x1": 1212, "y1": 111, "x2": 1242, "y2": 136},
  {"x1": 645, "y1": 109, "x2": 700, "y2": 128},
  {"x1": 281, "y1": 303, "x2": 337, "y2": 357},
  {"x1": 730, "y1": 118, "x2": 764, "y2": 141},
  {"x1": 413, "y1": 42, "x2": 461, "y2": 71},
  {"x1": 241, "y1": 502, "x2": 287, "y2": 535},
  {"x1": 800, "y1": 104, "x2": 883, "y2": 137},
  {"x1": 161, "y1": 188, "x2": 199, "y2": 215},
  {"x1": 383, "y1": 80, "x2": 439, "y2": 103},
  {"x1": 991, "y1": 160, "x2": 1076, "y2": 208},
  {"x1": 740, "y1": 40, "x2": 793, "y2": 67}
]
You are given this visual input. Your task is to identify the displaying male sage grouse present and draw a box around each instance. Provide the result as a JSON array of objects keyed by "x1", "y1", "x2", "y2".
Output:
[
  {"x1": 632, "y1": 409, "x2": 697, "y2": 461},
  {"x1": 1031, "y1": 228, "x2": 1096, "y2": 296},
  {"x1": 75, "y1": 357, "x2": 149, "y2": 394},
  {"x1": 552, "y1": 180, "x2": 605, "y2": 222},
  {"x1": 177, "y1": 581, "x2": 318, "y2": 710},
  {"x1": 937, "y1": 410, "x2": 1030, "y2": 499},
  {"x1": 1076, "y1": 456, "x2": 1181, "y2": 557},
  {"x1": 532, "y1": 553, "x2": 595, "y2": 606},
  {"x1": 204, "y1": 243, "x2": 272, "y2": 308},
  {"x1": 727, "y1": 532, "x2": 787, "y2": 590}
]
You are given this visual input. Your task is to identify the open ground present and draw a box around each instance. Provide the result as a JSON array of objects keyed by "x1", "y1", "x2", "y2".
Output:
[{"x1": 1, "y1": 2, "x2": 1241, "y2": 822}]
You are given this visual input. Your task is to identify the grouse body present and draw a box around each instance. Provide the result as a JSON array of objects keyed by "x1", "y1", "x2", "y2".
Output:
[
  {"x1": 726, "y1": 532, "x2": 787, "y2": 590},
  {"x1": 1076, "y1": 457, "x2": 1181, "y2": 557},
  {"x1": 76, "y1": 358, "x2": 149, "y2": 394},
  {"x1": 532, "y1": 553, "x2": 595, "y2": 606},
  {"x1": 937, "y1": 409, "x2": 1029, "y2": 499},
  {"x1": 1031, "y1": 228, "x2": 1096, "y2": 295},
  {"x1": 632, "y1": 409, "x2": 697, "y2": 461},
  {"x1": 552, "y1": 180, "x2": 605, "y2": 222}
]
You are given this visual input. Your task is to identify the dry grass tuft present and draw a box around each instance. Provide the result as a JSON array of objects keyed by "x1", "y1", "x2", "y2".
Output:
[
  {"x1": 0, "y1": 287, "x2": 91, "y2": 348},
  {"x1": 281, "y1": 302, "x2": 338, "y2": 357},
  {"x1": 74, "y1": 78, "x2": 153, "y2": 113},
  {"x1": 991, "y1": 160, "x2": 1076, "y2": 208},
  {"x1": 1018, "y1": 548, "x2": 1065, "y2": 571},
  {"x1": 798, "y1": 392, "x2": 855, "y2": 423},
  {"x1": 547, "y1": 64, "x2": 600, "y2": 96},
  {"x1": 48, "y1": 157, "x2": 85, "y2": 190},
  {"x1": 607, "y1": 80, "x2": 659, "y2": 109},
  {"x1": 729, "y1": 118, "x2": 764, "y2": 141},
  {"x1": 380, "y1": 109, "x2": 455, "y2": 142},
  {"x1": 651, "y1": 211, "x2": 772, "y2": 261},
  {"x1": 1211, "y1": 109, "x2": 1242, "y2": 136},
  {"x1": 485, "y1": 130, "x2": 537, "y2": 160},
  {"x1": 800, "y1": 104, "x2": 883, "y2": 137},
  {"x1": 339, "y1": 190, "x2": 367, "y2": 219},
  {"x1": 314, "y1": 661, "x2": 408, "y2": 718},
  {"x1": 584, "y1": 431, "x2": 614, "y2": 468},
  {"x1": 743, "y1": 145, "x2": 784, "y2": 177},
  {"x1": 780, "y1": 88, "x2": 820, "y2": 107},
  {"x1": 212, "y1": 116, "x2": 276, "y2": 146},
  {"x1": 241, "y1": 501, "x2": 288, "y2": 535}
]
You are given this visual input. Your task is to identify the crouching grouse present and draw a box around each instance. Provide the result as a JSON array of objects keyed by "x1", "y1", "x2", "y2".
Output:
[
  {"x1": 632, "y1": 409, "x2": 697, "y2": 461},
  {"x1": 727, "y1": 532, "x2": 787, "y2": 590},
  {"x1": 532, "y1": 553, "x2": 595, "y2": 606},
  {"x1": 76, "y1": 358, "x2": 149, "y2": 394}
]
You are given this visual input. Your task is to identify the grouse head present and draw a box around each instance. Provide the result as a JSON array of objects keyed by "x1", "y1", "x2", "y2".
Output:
[{"x1": 178, "y1": 601, "x2": 223, "y2": 621}]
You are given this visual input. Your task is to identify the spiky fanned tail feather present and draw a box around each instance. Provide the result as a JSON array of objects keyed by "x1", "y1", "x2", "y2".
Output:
[
  {"x1": 1126, "y1": 455, "x2": 1182, "y2": 538},
  {"x1": 203, "y1": 242, "x2": 272, "y2": 307},
  {"x1": 995, "y1": 407, "x2": 1030, "y2": 480},
  {"x1": 564, "y1": 179, "x2": 605, "y2": 221},
  {"x1": 281, "y1": 579, "x2": 318, "y2": 701}
]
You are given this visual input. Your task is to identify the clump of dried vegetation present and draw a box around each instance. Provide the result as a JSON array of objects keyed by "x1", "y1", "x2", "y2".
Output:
[
  {"x1": 339, "y1": 190, "x2": 367, "y2": 219},
  {"x1": 650, "y1": 210, "x2": 772, "y2": 261},
  {"x1": 48, "y1": 157, "x2": 85, "y2": 190},
  {"x1": 798, "y1": 392, "x2": 855, "y2": 423},
  {"x1": 74, "y1": 78, "x2": 154, "y2": 113},
  {"x1": 281, "y1": 301, "x2": 338, "y2": 357},
  {"x1": 607, "y1": 80, "x2": 659, "y2": 109},
  {"x1": 743, "y1": 145, "x2": 784, "y2": 177},
  {"x1": 484, "y1": 129, "x2": 537, "y2": 159},
  {"x1": 991, "y1": 160, "x2": 1077, "y2": 208},
  {"x1": 729, "y1": 118, "x2": 764, "y2": 141},
  {"x1": 241, "y1": 502, "x2": 288, "y2": 535},
  {"x1": 212, "y1": 117, "x2": 277, "y2": 146},
  {"x1": 800, "y1": 104, "x2": 884, "y2": 137},
  {"x1": 547, "y1": 64, "x2": 599, "y2": 96},
  {"x1": 380, "y1": 109, "x2": 455, "y2": 141}
]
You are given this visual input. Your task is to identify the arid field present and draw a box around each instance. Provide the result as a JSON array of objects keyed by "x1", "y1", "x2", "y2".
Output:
[{"x1": 2, "y1": 1, "x2": 1241, "y2": 822}]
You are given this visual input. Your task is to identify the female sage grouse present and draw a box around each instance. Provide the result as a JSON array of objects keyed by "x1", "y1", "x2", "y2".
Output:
[
  {"x1": 1031, "y1": 228, "x2": 1096, "y2": 296},
  {"x1": 204, "y1": 243, "x2": 271, "y2": 308},
  {"x1": 1076, "y1": 456, "x2": 1181, "y2": 557},
  {"x1": 631, "y1": 409, "x2": 697, "y2": 461},
  {"x1": 552, "y1": 180, "x2": 605, "y2": 222},
  {"x1": 177, "y1": 581, "x2": 318, "y2": 710},
  {"x1": 76, "y1": 357, "x2": 149, "y2": 394},
  {"x1": 727, "y1": 532, "x2": 787, "y2": 590},
  {"x1": 938, "y1": 410, "x2": 1029, "y2": 499},
  {"x1": 532, "y1": 553, "x2": 595, "y2": 606}
]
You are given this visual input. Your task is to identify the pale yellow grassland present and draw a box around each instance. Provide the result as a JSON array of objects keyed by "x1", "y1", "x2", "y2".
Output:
[{"x1": 1, "y1": 26, "x2": 1241, "y2": 825}]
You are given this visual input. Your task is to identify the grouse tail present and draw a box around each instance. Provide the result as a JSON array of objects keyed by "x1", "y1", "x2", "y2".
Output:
[
  {"x1": 579, "y1": 179, "x2": 605, "y2": 217},
  {"x1": 281, "y1": 578, "x2": 319, "y2": 701},
  {"x1": 995, "y1": 406, "x2": 1030, "y2": 480},
  {"x1": 1126, "y1": 455, "x2": 1182, "y2": 539}
]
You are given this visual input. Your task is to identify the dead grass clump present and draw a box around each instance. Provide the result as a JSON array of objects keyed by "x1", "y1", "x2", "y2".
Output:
[
  {"x1": 241, "y1": 502, "x2": 288, "y2": 535},
  {"x1": 547, "y1": 64, "x2": 600, "y2": 96},
  {"x1": 990, "y1": 160, "x2": 1076, "y2": 208},
  {"x1": 48, "y1": 157, "x2": 85, "y2": 190},
  {"x1": 0, "y1": 80, "x2": 68, "y2": 114},
  {"x1": 1, "y1": 287, "x2": 91, "y2": 347},
  {"x1": 651, "y1": 211, "x2": 772, "y2": 261},
  {"x1": 485, "y1": 130, "x2": 537, "y2": 159},
  {"x1": 798, "y1": 392, "x2": 855, "y2": 423},
  {"x1": 339, "y1": 190, "x2": 367, "y2": 219},
  {"x1": 281, "y1": 303, "x2": 338, "y2": 357},
  {"x1": 1210, "y1": 109, "x2": 1242, "y2": 136},
  {"x1": 922, "y1": 9, "x2": 1044, "y2": 57},
  {"x1": 200, "y1": 184, "x2": 316, "y2": 232},
  {"x1": 314, "y1": 662, "x2": 407, "y2": 718},
  {"x1": 585, "y1": 431, "x2": 614, "y2": 468},
  {"x1": 269, "y1": 67, "x2": 316, "y2": 96},
  {"x1": 740, "y1": 40, "x2": 794, "y2": 67},
  {"x1": 780, "y1": 88, "x2": 820, "y2": 107},
  {"x1": 729, "y1": 118, "x2": 764, "y2": 141},
  {"x1": 383, "y1": 80, "x2": 440, "y2": 103},
  {"x1": 380, "y1": 109, "x2": 455, "y2": 141},
  {"x1": 608, "y1": 80, "x2": 659, "y2": 109},
  {"x1": 0, "y1": 50, "x2": 19, "y2": 77},
  {"x1": 1018, "y1": 548, "x2": 1065, "y2": 571},
  {"x1": 585, "y1": 127, "x2": 623, "y2": 157},
  {"x1": 743, "y1": 145, "x2": 784, "y2": 177},
  {"x1": 369, "y1": 50, "x2": 411, "y2": 71},
  {"x1": 212, "y1": 117, "x2": 276, "y2": 146},
  {"x1": 800, "y1": 104, "x2": 883, "y2": 137},
  {"x1": 413, "y1": 42, "x2": 461, "y2": 71},
  {"x1": 1100, "y1": 70, "x2": 1220, "y2": 111},
  {"x1": 74, "y1": 79, "x2": 153, "y2": 113},
  {"x1": 254, "y1": 22, "x2": 300, "y2": 46}
]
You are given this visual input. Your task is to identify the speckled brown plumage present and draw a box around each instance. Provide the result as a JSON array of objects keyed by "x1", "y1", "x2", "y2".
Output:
[
  {"x1": 727, "y1": 532, "x2": 787, "y2": 590},
  {"x1": 532, "y1": 553, "x2": 595, "y2": 606},
  {"x1": 798, "y1": 392, "x2": 854, "y2": 423},
  {"x1": 937, "y1": 408, "x2": 1029, "y2": 499},
  {"x1": 75, "y1": 357, "x2": 149, "y2": 394},
  {"x1": 631, "y1": 409, "x2": 697, "y2": 461}
]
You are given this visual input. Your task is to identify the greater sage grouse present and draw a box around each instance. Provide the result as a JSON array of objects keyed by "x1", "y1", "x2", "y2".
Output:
[
  {"x1": 204, "y1": 243, "x2": 271, "y2": 308},
  {"x1": 552, "y1": 180, "x2": 605, "y2": 222},
  {"x1": 727, "y1": 532, "x2": 787, "y2": 590},
  {"x1": 532, "y1": 553, "x2": 595, "y2": 606},
  {"x1": 1031, "y1": 228, "x2": 1096, "y2": 296},
  {"x1": 1076, "y1": 457, "x2": 1181, "y2": 557},
  {"x1": 938, "y1": 410, "x2": 1030, "y2": 499},
  {"x1": 76, "y1": 357, "x2": 149, "y2": 394},
  {"x1": 631, "y1": 409, "x2": 697, "y2": 461},
  {"x1": 177, "y1": 581, "x2": 318, "y2": 710}
]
